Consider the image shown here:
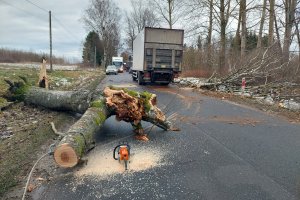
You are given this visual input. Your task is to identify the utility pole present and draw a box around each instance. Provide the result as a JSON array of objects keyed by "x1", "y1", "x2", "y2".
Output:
[
  {"x1": 49, "y1": 10, "x2": 53, "y2": 71},
  {"x1": 94, "y1": 45, "x2": 96, "y2": 68}
]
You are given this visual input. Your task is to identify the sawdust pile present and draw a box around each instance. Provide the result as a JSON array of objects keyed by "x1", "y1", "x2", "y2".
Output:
[{"x1": 75, "y1": 146, "x2": 166, "y2": 179}]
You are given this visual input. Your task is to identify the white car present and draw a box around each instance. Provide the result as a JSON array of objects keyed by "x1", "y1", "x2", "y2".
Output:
[{"x1": 106, "y1": 65, "x2": 118, "y2": 75}]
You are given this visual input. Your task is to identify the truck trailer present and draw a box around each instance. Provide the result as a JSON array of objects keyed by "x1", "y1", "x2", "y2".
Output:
[{"x1": 132, "y1": 27, "x2": 184, "y2": 85}]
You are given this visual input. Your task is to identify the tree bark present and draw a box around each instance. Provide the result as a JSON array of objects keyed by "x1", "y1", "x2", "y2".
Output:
[
  {"x1": 219, "y1": 0, "x2": 227, "y2": 72},
  {"x1": 257, "y1": 0, "x2": 266, "y2": 49},
  {"x1": 25, "y1": 87, "x2": 92, "y2": 114},
  {"x1": 234, "y1": 1, "x2": 242, "y2": 51},
  {"x1": 240, "y1": 0, "x2": 247, "y2": 58},
  {"x1": 282, "y1": 0, "x2": 296, "y2": 63},
  {"x1": 54, "y1": 98, "x2": 110, "y2": 167},
  {"x1": 207, "y1": 0, "x2": 213, "y2": 69},
  {"x1": 268, "y1": 0, "x2": 275, "y2": 46},
  {"x1": 295, "y1": 20, "x2": 300, "y2": 75}
]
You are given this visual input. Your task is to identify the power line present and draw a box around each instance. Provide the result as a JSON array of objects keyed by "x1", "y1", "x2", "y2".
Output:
[
  {"x1": 52, "y1": 15, "x2": 81, "y2": 42},
  {"x1": 0, "y1": 0, "x2": 38, "y2": 17},
  {"x1": 2, "y1": 0, "x2": 83, "y2": 59},
  {"x1": 22, "y1": 0, "x2": 82, "y2": 42},
  {"x1": 24, "y1": 0, "x2": 48, "y2": 13}
]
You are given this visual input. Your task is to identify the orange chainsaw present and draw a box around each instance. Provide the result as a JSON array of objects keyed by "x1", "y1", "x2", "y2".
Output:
[{"x1": 113, "y1": 143, "x2": 130, "y2": 170}]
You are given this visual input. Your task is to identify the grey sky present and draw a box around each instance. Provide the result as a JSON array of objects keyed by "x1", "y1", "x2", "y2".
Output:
[{"x1": 0, "y1": 0, "x2": 131, "y2": 62}]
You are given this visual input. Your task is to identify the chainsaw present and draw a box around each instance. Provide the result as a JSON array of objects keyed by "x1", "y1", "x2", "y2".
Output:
[{"x1": 113, "y1": 143, "x2": 131, "y2": 170}]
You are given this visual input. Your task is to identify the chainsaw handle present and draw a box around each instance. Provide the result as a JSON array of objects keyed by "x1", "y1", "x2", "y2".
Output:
[
  {"x1": 113, "y1": 144, "x2": 131, "y2": 160},
  {"x1": 113, "y1": 145, "x2": 121, "y2": 160}
]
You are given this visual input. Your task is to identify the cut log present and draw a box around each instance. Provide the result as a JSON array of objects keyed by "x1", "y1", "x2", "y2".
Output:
[
  {"x1": 54, "y1": 98, "x2": 111, "y2": 167},
  {"x1": 4, "y1": 76, "x2": 102, "y2": 113},
  {"x1": 25, "y1": 87, "x2": 92, "y2": 114}
]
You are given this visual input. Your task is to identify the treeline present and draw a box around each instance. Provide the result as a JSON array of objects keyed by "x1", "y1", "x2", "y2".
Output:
[
  {"x1": 120, "y1": 0, "x2": 300, "y2": 83},
  {"x1": 0, "y1": 48, "x2": 69, "y2": 64},
  {"x1": 182, "y1": 31, "x2": 269, "y2": 77}
]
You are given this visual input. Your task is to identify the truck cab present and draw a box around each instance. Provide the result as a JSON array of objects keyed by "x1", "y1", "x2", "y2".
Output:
[{"x1": 112, "y1": 57, "x2": 124, "y2": 73}]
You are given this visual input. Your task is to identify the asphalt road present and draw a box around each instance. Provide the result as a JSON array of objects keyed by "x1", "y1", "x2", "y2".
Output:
[{"x1": 35, "y1": 72, "x2": 300, "y2": 200}]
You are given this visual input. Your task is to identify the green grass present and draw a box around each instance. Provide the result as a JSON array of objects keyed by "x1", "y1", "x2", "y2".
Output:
[
  {"x1": 0, "y1": 67, "x2": 38, "y2": 96},
  {"x1": 0, "y1": 66, "x2": 104, "y2": 94}
]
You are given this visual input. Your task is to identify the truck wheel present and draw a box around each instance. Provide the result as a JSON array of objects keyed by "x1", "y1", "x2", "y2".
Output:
[{"x1": 138, "y1": 72, "x2": 144, "y2": 85}]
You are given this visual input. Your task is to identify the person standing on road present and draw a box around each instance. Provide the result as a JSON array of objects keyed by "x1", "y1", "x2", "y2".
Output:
[{"x1": 241, "y1": 77, "x2": 246, "y2": 96}]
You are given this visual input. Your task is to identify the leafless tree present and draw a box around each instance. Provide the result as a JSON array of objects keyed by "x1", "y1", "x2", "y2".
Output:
[
  {"x1": 268, "y1": 0, "x2": 275, "y2": 46},
  {"x1": 153, "y1": 0, "x2": 185, "y2": 29},
  {"x1": 240, "y1": 0, "x2": 247, "y2": 58},
  {"x1": 282, "y1": 0, "x2": 297, "y2": 62},
  {"x1": 257, "y1": 0, "x2": 267, "y2": 48},
  {"x1": 83, "y1": 0, "x2": 121, "y2": 66},
  {"x1": 216, "y1": 0, "x2": 237, "y2": 71},
  {"x1": 125, "y1": 0, "x2": 160, "y2": 51},
  {"x1": 207, "y1": 0, "x2": 214, "y2": 68}
]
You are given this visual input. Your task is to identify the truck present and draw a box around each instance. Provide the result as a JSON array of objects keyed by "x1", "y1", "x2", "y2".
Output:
[
  {"x1": 112, "y1": 56, "x2": 124, "y2": 72},
  {"x1": 132, "y1": 27, "x2": 184, "y2": 85}
]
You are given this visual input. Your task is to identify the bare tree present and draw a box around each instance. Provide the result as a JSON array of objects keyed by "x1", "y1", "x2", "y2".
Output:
[
  {"x1": 234, "y1": 0, "x2": 242, "y2": 51},
  {"x1": 125, "y1": 14, "x2": 136, "y2": 52},
  {"x1": 257, "y1": 0, "x2": 267, "y2": 48},
  {"x1": 131, "y1": 0, "x2": 159, "y2": 32},
  {"x1": 153, "y1": 0, "x2": 184, "y2": 29},
  {"x1": 217, "y1": 0, "x2": 236, "y2": 71},
  {"x1": 282, "y1": 0, "x2": 297, "y2": 62},
  {"x1": 294, "y1": 6, "x2": 300, "y2": 74},
  {"x1": 240, "y1": 0, "x2": 247, "y2": 58},
  {"x1": 207, "y1": 0, "x2": 214, "y2": 68},
  {"x1": 125, "y1": 0, "x2": 159, "y2": 51},
  {"x1": 83, "y1": 0, "x2": 121, "y2": 67},
  {"x1": 268, "y1": 0, "x2": 275, "y2": 46}
]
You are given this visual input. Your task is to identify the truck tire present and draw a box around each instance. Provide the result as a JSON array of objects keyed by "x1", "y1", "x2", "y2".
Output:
[
  {"x1": 132, "y1": 75, "x2": 136, "y2": 81},
  {"x1": 132, "y1": 71, "x2": 137, "y2": 81},
  {"x1": 138, "y1": 72, "x2": 144, "y2": 85},
  {"x1": 161, "y1": 82, "x2": 169, "y2": 86}
]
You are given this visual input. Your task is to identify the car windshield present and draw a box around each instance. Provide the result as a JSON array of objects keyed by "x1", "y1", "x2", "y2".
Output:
[
  {"x1": 107, "y1": 65, "x2": 116, "y2": 70},
  {"x1": 112, "y1": 62, "x2": 122, "y2": 67}
]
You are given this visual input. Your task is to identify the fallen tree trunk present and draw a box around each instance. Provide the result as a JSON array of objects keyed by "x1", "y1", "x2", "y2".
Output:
[
  {"x1": 53, "y1": 86, "x2": 172, "y2": 168},
  {"x1": 4, "y1": 76, "x2": 101, "y2": 114},
  {"x1": 54, "y1": 97, "x2": 110, "y2": 167},
  {"x1": 4, "y1": 78, "x2": 172, "y2": 167},
  {"x1": 25, "y1": 87, "x2": 92, "y2": 114}
]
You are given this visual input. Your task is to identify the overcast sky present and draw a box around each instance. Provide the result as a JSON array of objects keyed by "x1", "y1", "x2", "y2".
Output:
[{"x1": 0, "y1": 0, "x2": 132, "y2": 62}]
